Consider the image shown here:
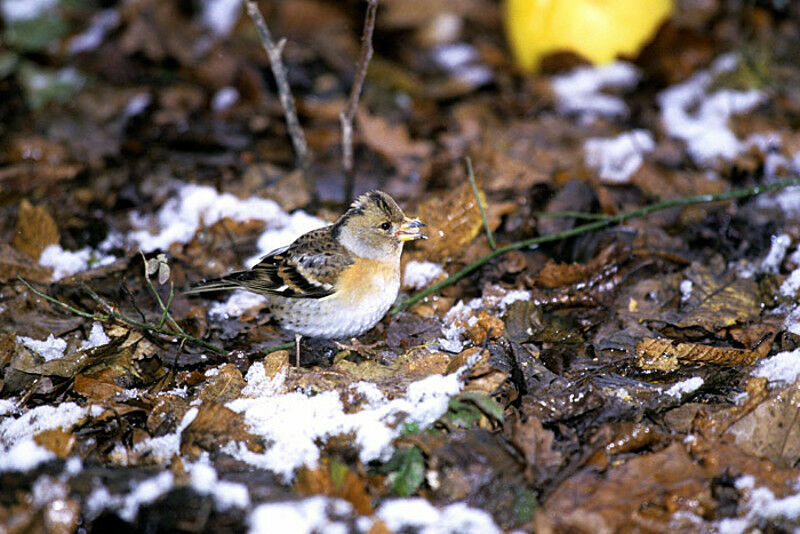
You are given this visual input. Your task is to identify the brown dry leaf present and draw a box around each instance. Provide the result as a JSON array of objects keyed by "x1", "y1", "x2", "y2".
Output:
[
  {"x1": 356, "y1": 108, "x2": 432, "y2": 176},
  {"x1": 534, "y1": 260, "x2": 593, "y2": 289},
  {"x1": 146, "y1": 394, "x2": 190, "y2": 435},
  {"x1": 665, "y1": 263, "x2": 761, "y2": 334},
  {"x1": 395, "y1": 348, "x2": 450, "y2": 377},
  {"x1": 262, "y1": 350, "x2": 290, "y2": 382},
  {"x1": 198, "y1": 363, "x2": 246, "y2": 404},
  {"x1": 295, "y1": 459, "x2": 373, "y2": 515},
  {"x1": 34, "y1": 429, "x2": 76, "y2": 458},
  {"x1": 412, "y1": 182, "x2": 484, "y2": 262},
  {"x1": 635, "y1": 337, "x2": 764, "y2": 369},
  {"x1": 542, "y1": 443, "x2": 711, "y2": 531},
  {"x1": 726, "y1": 379, "x2": 800, "y2": 468},
  {"x1": 73, "y1": 370, "x2": 124, "y2": 402},
  {"x1": 12, "y1": 199, "x2": 59, "y2": 259},
  {"x1": 180, "y1": 402, "x2": 263, "y2": 459},
  {"x1": 510, "y1": 415, "x2": 563, "y2": 477},
  {"x1": 0, "y1": 244, "x2": 53, "y2": 283},
  {"x1": 463, "y1": 310, "x2": 505, "y2": 345}
]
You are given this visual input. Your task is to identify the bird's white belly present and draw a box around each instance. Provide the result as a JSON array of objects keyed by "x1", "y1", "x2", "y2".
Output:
[{"x1": 267, "y1": 270, "x2": 400, "y2": 338}]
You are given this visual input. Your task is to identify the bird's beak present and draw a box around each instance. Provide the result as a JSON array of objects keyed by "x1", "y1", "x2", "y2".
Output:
[{"x1": 396, "y1": 217, "x2": 428, "y2": 241}]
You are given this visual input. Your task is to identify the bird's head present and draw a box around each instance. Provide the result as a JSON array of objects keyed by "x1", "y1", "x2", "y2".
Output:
[{"x1": 333, "y1": 190, "x2": 427, "y2": 259}]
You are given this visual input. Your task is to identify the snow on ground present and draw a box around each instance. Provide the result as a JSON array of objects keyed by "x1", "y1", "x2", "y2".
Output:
[
  {"x1": 584, "y1": 130, "x2": 655, "y2": 184},
  {"x1": 658, "y1": 54, "x2": 765, "y2": 166},
  {"x1": 752, "y1": 348, "x2": 800, "y2": 385},
  {"x1": 223, "y1": 367, "x2": 468, "y2": 481},
  {"x1": 715, "y1": 475, "x2": 800, "y2": 534},
  {"x1": 664, "y1": 376, "x2": 704, "y2": 398},
  {"x1": 404, "y1": 261, "x2": 445, "y2": 289},
  {"x1": 551, "y1": 61, "x2": 640, "y2": 122},
  {"x1": 39, "y1": 243, "x2": 115, "y2": 281},
  {"x1": 16, "y1": 333, "x2": 67, "y2": 361}
]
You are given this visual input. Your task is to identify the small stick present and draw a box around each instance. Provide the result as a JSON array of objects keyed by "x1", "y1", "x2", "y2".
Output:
[
  {"x1": 340, "y1": 0, "x2": 379, "y2": 203},
  {"x1": 245, "y1": 1, "x2": 309, "y2": 171},
  {"x1": 465, "y1": 157, "x2": 496, "y2": 250},
  {"x1": 390, "y1": 176, "x2": 800, "y2": 314},
  {"x1": 18, "y1": 277, "x2": 227, "y2": 355},
  {"x1": 536, "y1": 211, "x2": 612, "y2": 221}
]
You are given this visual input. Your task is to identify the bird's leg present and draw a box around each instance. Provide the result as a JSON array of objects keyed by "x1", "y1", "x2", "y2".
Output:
[{"x1": 295, "y1": 333, "x2": 302, "y2": 367}]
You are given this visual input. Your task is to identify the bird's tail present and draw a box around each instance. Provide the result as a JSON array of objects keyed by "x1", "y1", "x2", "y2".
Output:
[{"x1": 184, "y1": 270, "x2": 260, "y2": 295}]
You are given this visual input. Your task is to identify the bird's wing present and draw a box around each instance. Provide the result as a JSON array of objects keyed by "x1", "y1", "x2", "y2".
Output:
[{"x1": 190, "y1": 227, "x2": 354, "y2": 299}]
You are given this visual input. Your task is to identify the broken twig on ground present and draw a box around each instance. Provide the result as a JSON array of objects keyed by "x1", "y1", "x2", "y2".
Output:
[
  {"x1": 245, "y1": 1, "x2": 309, "y2": 171},
  {"x1": 340, "y1": 0, "x2": 379, "y2": 203},
  {"x1": 465, "y1": 157, "x2": 496, "y2": 250},
  {"x1": 391, "y1": 177, "x2": 800, "y2": 313}
]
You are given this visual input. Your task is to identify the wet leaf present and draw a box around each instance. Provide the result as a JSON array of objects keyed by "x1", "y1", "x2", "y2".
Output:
[{"x1": 386, "y1": 446, "x2": 425, "y2": 497}]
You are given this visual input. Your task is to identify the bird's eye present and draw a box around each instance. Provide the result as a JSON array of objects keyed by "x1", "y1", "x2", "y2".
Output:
[{"x1": 379, "y1": 221, "x2": 392, "y2": 231}]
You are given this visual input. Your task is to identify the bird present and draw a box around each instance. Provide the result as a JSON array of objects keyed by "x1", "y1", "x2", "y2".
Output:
[{"x1": 187, "y1": 190, "x2": 427, "y2": 366}]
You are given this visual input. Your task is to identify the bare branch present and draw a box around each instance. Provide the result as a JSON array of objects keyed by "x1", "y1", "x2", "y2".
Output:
[
  {"x1": 245, "y1": 1, "x2": 310, "y2": 171},
  {"x1": 340, "y1": 0, "x2": 379, "y2": 202}
]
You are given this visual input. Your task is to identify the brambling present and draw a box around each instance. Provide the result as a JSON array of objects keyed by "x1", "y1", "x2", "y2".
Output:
[{"x1": 188, "y1": 190, "x2": 427, "y2": 365}]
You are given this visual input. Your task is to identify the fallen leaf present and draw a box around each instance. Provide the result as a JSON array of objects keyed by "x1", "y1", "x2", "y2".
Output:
[{"x1": 12, "y1": 199, "x2": 59, "y2": 259}]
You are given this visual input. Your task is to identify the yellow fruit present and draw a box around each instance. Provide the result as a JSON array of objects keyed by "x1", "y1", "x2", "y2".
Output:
[{"x1": 504, "y1": 0, "x2": 674, "y2": 72}]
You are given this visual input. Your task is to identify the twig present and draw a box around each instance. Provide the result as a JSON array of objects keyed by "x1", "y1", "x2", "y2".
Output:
[
  {"x1": 390, "y1": 177, "x2": 800, "y2": 314},
  {"x1": 263, "y1": 341, "x2": 296, "y2": 354},
  {"x1": 465, "y1": 157, "x2": 496, "y2": 250},
  {"x1": 18, "y1": 276, "x2": 227, "y2": 355},
  {"x1": 536, "y1": 211, "x2": 612, "y2": 221},
  {"x1": 340, "y1": 0, "x2": 379, "y2": 203},
  {"x1": 245, "y1": 1, "x2": 309, "y2": 171},
  {"x1": 139, "y1": 251, "x2": 185, "y2": 335}
]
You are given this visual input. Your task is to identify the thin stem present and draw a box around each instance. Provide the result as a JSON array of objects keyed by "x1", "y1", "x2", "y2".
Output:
[
  {"x1": 340, "y1": 0, "x2": 378, "y2": 202},
  {"x1": 18, "y1": 277, "x2": 227, "y2": 355},
  {"x1": 390, "y1": 177, "x2": 800, "y2": 313},
  {"x1": 158, "y1": 284, "x2": 175, "y2": 330},
  {"x1": 264, "y1": 341, "x2": 295, "y2": 354},
  {"x1": 536, "y1": 211, "x2": 612, "y2": 221},
  {"x1": 245, "y1": 1, "x2": 309, "y2": 171},
  {"x1": 465, "y1": 157, "x2": 496, "y2": 250}
]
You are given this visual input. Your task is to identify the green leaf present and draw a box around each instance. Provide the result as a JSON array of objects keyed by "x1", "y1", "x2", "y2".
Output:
[
  {"x1": 444, "y1": 397, "x2": 482, "y2": 428},
  {"x1": 513, "y1": 487, "x2": 538, "y2": 524},
  {"x1": 17, "y1": 63, "x2": 87, "y2": 110},
  {"x1": 401, "y1": 422, "x2": 420, "y2": 435},
  {"x1": 457, "y1": 391, "x2": 505, "y2": 422},
  {"x1": 4, "y1": 14, "x2": 68, "y2": 52},
  {"x1": 329, "y1": 459, "x2": 348, "y2": 492},
  {"x1": 387, "y1": 446, "x2": 425, "y2": 497}
]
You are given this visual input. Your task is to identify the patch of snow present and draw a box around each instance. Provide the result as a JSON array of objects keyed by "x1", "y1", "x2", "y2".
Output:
[
  {"x1": 584, "y1": 130, "x2": 655, "y2": 184},
  {"x1": 665, "y1": 376, "x2": 704, "y2": 398},
  {"x1": 780, "y1": 267, "x2": 800, "y2": 297},
  {"x1": 752, "y1": 348, "x2": 800, "y2": 384},
  {"x1": 131, "y1": 184, "x2": 289, "y2": 253},
  {"x1": 761, "y1": 234, "x2": 792, "y2": 273},
  {"x1": 658, "y1": 54, "x2": 766, "y2": 166},
  {"x1": 241, "y1": 360, "x2": 287, "y2": 397},
  {"x1": 0, "y1": 399, "x2": 16, "y2": 417},
  {"x1": 551, "y1": 62, "x2": 640, "y2": 122},
  {"x1": 680, "y1": 280, "x2": 693, "y2": 303},
  {"x1": 404, "y1": 261, "x2": 445, "y2": 289},
  {"x1": 1, "y1": 0, "x2": 58, "y2": 21},
  {"x1": 17, "y1": 333, "x2": 67, "y2": 361},
  {"x1": 249, "y1": 496, "x2": 350, "y2": 534},
  {"x1": 202, "y1": 0, "x2": 243, "y2": 36},
  {"x1": 715, "y1": 475, "x2": 800, "y2": 533},
  {"x1": 431, "y1": 43, "x2": 493, "y2": 88},
  {"x1": 39, "y1": 244, "x2": 115, "y2": 281},
  {"x1": 132, "y1": 407, "x2": 198, "y2": 462},
  {"x1": 377, "y1": 498, "x2": 501, "y2": 534},
  {"x1": 212, "y1": 86, "x2": 239, "y2": 112},
  {"x1": 784, "y1": 305, "x2": 800, "y2": 337},
  {"x1": 225, "y1": 367, "x2": 470, "y2": 481},
  {"x1": 118, "y1": 472, "x2": 175, "y2": 522},
  {"x1": 188, "y1": 460, "x2": 250, "y2": 511},
  {"x1": 0, "y1": 439, "x2": 55, "y2": 472},
  {"x1": 209, "y1": 290, "x2": 268, "y2": 320},
  {"x1": 352, "y1": 381, "x2": 385, "y2": 406},
  {"x1": 67, "y1": 9, "x2": 119, "y2": 54},
  {"x1": 80, "y1": 322, "x2": 110, "y2": 350},
  {"x1": 123, "y1": 94, "x2": 151, "y2": 119}
]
